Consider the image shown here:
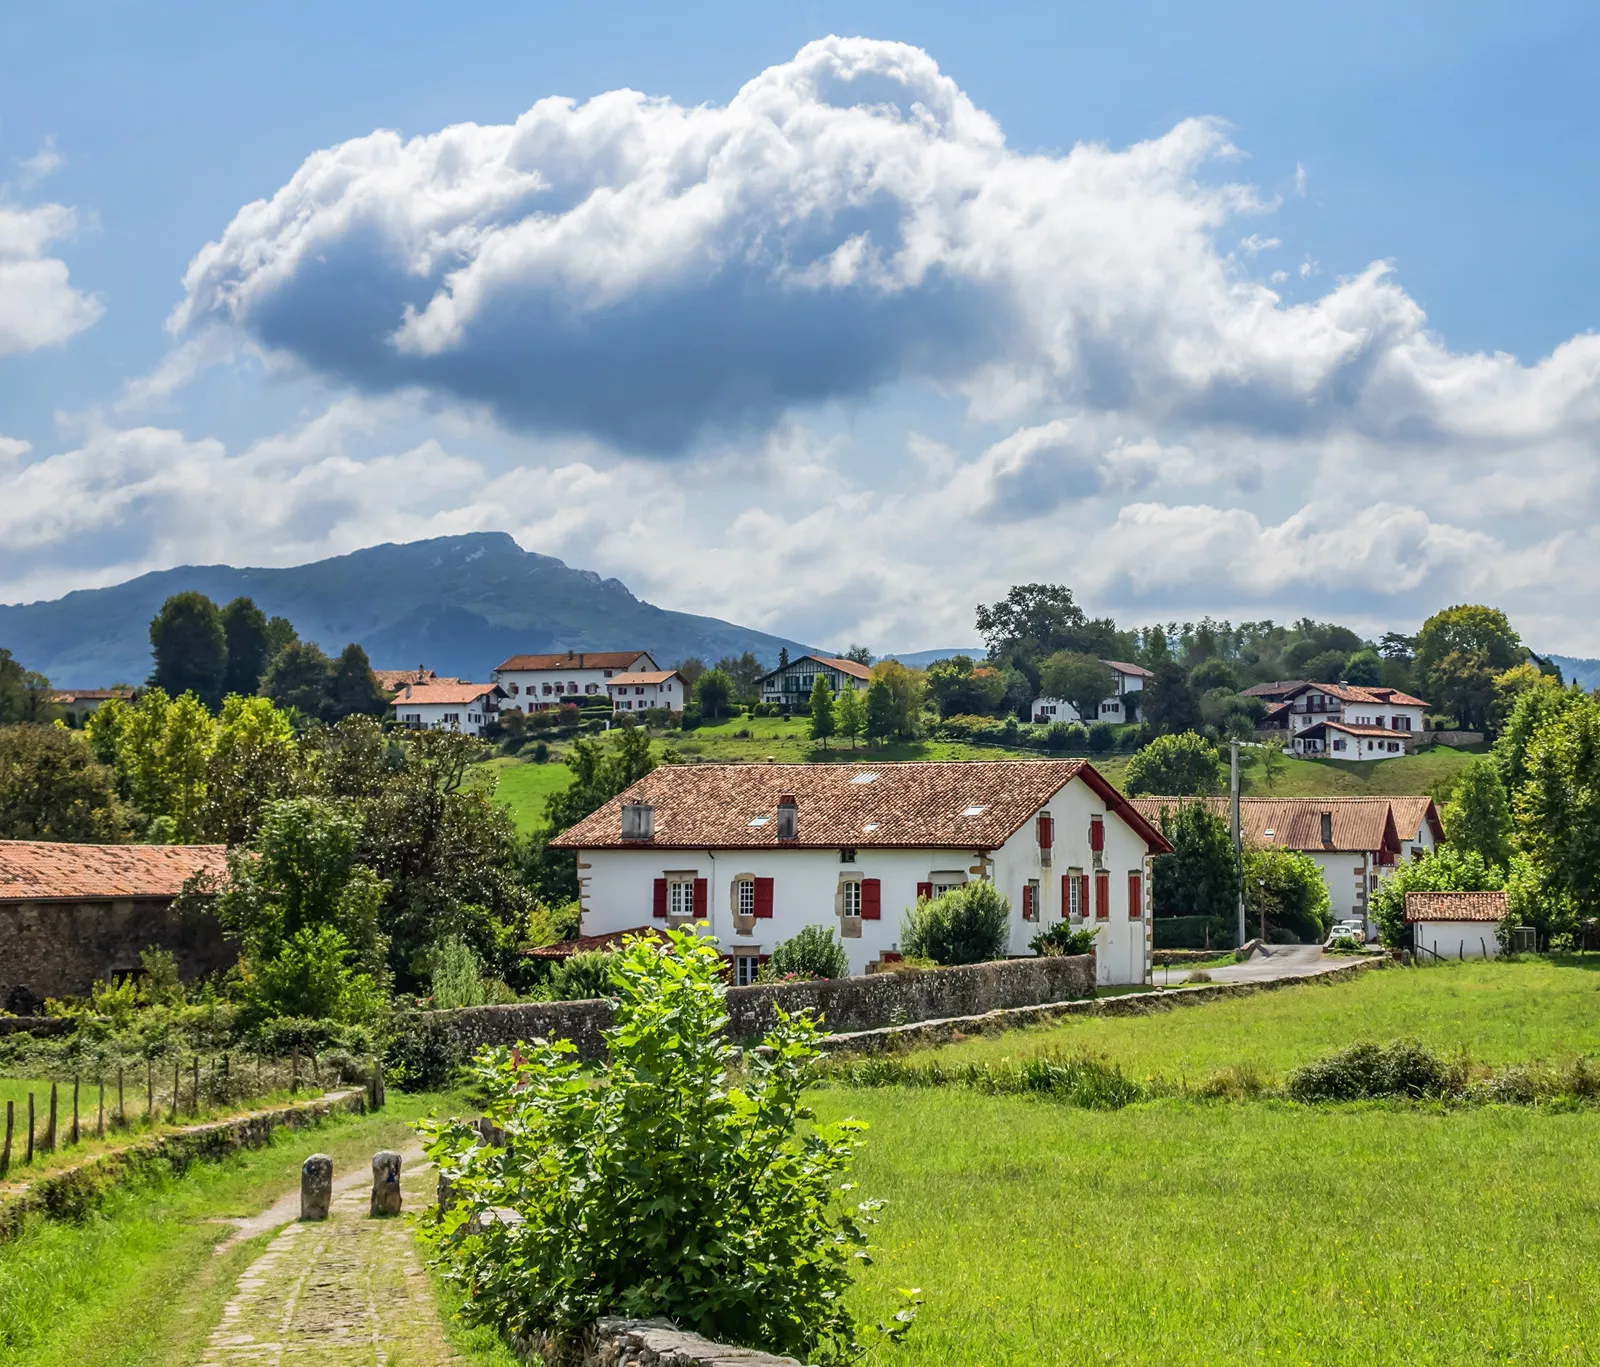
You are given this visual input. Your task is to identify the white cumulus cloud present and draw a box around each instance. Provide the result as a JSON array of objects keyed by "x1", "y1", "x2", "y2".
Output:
[{"x1": 0, "y1": 200, "x2": 103, "y2": 357}]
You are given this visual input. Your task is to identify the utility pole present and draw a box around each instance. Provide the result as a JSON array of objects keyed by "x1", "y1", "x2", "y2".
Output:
[{"x1": 1231, "y1": 739, "x2": 1246, "y2": 948}]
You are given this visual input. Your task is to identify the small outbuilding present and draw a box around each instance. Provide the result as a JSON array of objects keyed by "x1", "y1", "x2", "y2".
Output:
[{"x1": 1405, "y1": 890, "x2": 1508, "y2": 960}]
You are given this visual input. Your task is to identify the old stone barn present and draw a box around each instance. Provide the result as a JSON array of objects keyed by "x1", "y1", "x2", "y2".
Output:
[{"x1": 0, "y1": 840, "x2": 233, "y2": 1011}]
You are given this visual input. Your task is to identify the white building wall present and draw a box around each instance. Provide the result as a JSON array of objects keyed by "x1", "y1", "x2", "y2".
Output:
[
  {"x1": 392, "y1": 700, "x2": 494, "y2": 736},
  {"x1": 1414, "y1": 921, "x2": 1500, "y2": 960},
  {"x1": 1302, "y1": 850, "x2": 1372, "y2": 926},
  {"x1": 499, "y1": 667, "x2": 617, "y2": 712},
  {"x1": 609, "y1": 679, "x2": 683, "y2": 713}
]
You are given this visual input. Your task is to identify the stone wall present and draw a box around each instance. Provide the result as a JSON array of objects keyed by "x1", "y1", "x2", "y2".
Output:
[
  {"x1": 523, "y1": 1317, "x2": 808, "y2": 1367},
  {"x1": 409, "y1": 954, "x2": 1096, "y2": 1064},
  {"x1": 0, "y1": 896, "x2": 234, "y2": 1007}
]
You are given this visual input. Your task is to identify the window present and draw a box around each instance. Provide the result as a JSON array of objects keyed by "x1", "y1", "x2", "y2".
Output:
[
  {"x1": 443, "y1": 712, "x2": 460, "y2": 724},
  {"x1": 734, "y1": 955, "x2": 761, "y2": 987},
  {"x1": 635, "y1": 686, "x2": 645, "y2": 695},
  {"x1": 1089, "y1": 815, "x2": 1104, "y2": 852},
  {"x1": 737, "y1": 878, "x2": 755, "y2": 917},
  {"x1": 508, "y1": 682, "x2": 519, "y2": 695},
  {"x1": 842, "y1": 880, "x2": 862, "y2": 918},
  {"x1": 542, "y1": 683, "x2": 554, "y2": 695},
  {"x1": 586, "y1": 683, "x2": 599, "y2": 694},
  {"x1": 604, "y1": 670, "x2": 614, "y2": 678},
  {"x1": 568, "y1": 680, "x2": 579, "y2": 691},
  {"x1": 840, "y1": 848, "x2": 857, "y2": 863},
  {"x1": 1022, "y1": 879, "x2": 1040, "y2": 921},
  {"x1": 1332, "y1": 739, "x2": 1346, "y2": 752},
  {"x1": 1127, "y1": 870, "x2": 1143, "y2": 920},
  {"x1": 668, "y1": 877, "x2": 697, "y2": 919},
  {"x1": 1064, "y1": 870, "x2": 1083, "y2": 918},
  {"x1": 554, "y1": 683, "x2": 564, "y2": 694}
]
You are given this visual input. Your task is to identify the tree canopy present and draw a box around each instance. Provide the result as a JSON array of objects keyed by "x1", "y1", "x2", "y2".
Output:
[
  {"x1": 1122, "y1": 730, "x2": 1221, "y2": 797},
  {"x1": 1039, "y1": 651, "x2": 1114, "y2": 724},
  {"x1": 149, "y1": 592, "x2": 228, "y2": 709}
]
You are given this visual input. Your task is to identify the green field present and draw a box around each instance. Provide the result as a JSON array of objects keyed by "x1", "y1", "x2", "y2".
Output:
[
  {"x1": 824, "y1": 1088, "x2": 1600, "y2": 1366},
  {"x1": 481, "y1": 754, "x2": 574, "y2": 833},
  {"x1": 919, "y1": 958, "x2": 1600, "y2": 1083}
]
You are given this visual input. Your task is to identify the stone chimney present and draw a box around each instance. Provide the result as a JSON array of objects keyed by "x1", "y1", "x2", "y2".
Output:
[
  {"x1": 621, "y1": 802, "x2": 655, "y2": 842},
  {"x1": 776, "y1": 793, "x2": 799, "y2": 841}
]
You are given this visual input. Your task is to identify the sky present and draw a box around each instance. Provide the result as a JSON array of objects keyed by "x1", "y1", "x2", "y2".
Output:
[{"x1": 2, "y1": 1, "x2": 1598, "y2": 655}]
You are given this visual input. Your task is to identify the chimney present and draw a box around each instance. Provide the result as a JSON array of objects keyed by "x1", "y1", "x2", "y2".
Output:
[
  {"x1": 776, "y1": 793, "x2": 799, "y2": 841},
  {"x1": 621, "y1": 802, "x2": 655, "y2": 842},
  {"x1": 1320, "y1": 810, "x2": 1333, "y2": 846}
]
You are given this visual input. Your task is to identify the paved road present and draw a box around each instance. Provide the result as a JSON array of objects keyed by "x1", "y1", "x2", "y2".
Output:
[{"x1": 1158, "y1": 944, "x2": 1373, "y2": 987}]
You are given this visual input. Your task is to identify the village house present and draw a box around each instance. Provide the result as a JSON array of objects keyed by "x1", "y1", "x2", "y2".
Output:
[
  {"x1": 50, "y1": 688, "x2": 136, "y2": 726},
  {"x1": 1129, "y1": 795, "x2": 1444, "y2": 937},
  {"x1": 550, "y1": 760, "x2": 1173, "y2": 986},
  {"x1": 390, "y1": 680, "x2": 505, "y2": 735},
  {"x1": 372, "y1": 667, "x2": 460, "y2": 696},
  {"x1": 0, "y1": 841, "x2": 232, "y2": 1008},
  {"x1": 607, "y1": 669, "x2": 687, "y2": 715},
  {"x1": 757, "y1": 655, "x2": 871, "y2": 710},
  {"x1": 492, "y1": 650, "x2": 658, "y2": 713},
  {"x1": 1406, "y1": 890, "x2": 1507, "y2": 960},
  {"x1": 1266, "y1": 682, "x2": 1430, "y2": 760},
  {"x1": 1031, "y1": 659, "x2": 1152, "y2": 724}
]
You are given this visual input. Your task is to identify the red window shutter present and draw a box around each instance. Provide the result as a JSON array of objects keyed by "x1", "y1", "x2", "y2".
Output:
[
  {"x1": 653, "y1": 877, "x2": 668, "y2": 919},
  {"x1": 1080, "y1": 873, "x2": 1091, "y2": 920},
  {"x1": 916, "y1": 881, "x2": 933, "y2": 902},
  {"x1": 1061, "y1": 874, "x2": 1073, "y2": 916},
  {"x1": 1127, "y1": 871, "x2": 1143, "y2": 920},
  {"x1": 1022, "y1": 884, "x2": 1033, "y2": 920},
  {"x1": 693, "y1": 877, "x2": 708, "y2": 918},
  {"x1": 1089, "y1": 817, "x2": 1104, "y2": 853},
  {"x1": 1037, "y1": 814, "x2": 1053, "y2": 850},
  {"x1": 753, "y1": 876, "x2": 774, "y2": 918},
  {"x1": 861, "y1": 877, "x2": 882, "y2": 920},
  {"x1": 1095, "y1": 872, "x2": 1110, "y2": 920}
]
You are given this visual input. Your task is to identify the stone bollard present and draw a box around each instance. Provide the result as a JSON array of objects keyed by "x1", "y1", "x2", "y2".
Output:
[
  {"x1": 371, "y1": 1150, "x2": 402, "y2": 1216},
  {"x1": 436, "y1": 1170, "x2": 454, "y2": 1213},
  {"x1": 301, "y1": 1154, "x2": 333, "y2": 1221}
]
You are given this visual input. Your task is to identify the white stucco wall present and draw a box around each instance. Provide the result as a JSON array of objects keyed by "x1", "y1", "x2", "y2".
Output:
[
  {"x1": 391, "y1": 700, "x2": 495, "y2": 735},
  {"x1": 1413, "y1": 921, "x2": 1500, "y2": 960}
]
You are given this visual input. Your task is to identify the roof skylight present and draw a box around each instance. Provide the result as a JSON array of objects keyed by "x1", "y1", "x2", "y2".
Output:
[
  {"x1": 962, "y1": 804, "x2": 988, "y2": 817},
  {"x1": 748, "y1": 816, "x2": 770, "y2": 827},
  {"x1": 850, "y1": 772, "x2": 880, "y2": 784},
  {"x1": 862, "y1": 822, "x2": 879, "y2": 832}
]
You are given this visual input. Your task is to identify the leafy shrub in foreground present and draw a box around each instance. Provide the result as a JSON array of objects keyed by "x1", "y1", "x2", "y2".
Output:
[
  {"x1": 760, "y1": 924, "x2": 850, "y2": 981},
  {"x1": 420, "y1": 928, "x2": 897, "y2": 1365},
  {"x1": 1286, "y1": 1039, "x2": 1458, "y2": 1103},
  {"x1": 901, "y1": 881, "x2": 1010, "y2": 965},
  {"x1": 1029, "y1": 923, "x2": 1097, "y2": 957}
]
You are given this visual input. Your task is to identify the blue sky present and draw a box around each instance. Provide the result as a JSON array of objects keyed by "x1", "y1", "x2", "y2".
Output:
[{"x1": 2, "y1": 2, "x2": 1598, "y2": 654}]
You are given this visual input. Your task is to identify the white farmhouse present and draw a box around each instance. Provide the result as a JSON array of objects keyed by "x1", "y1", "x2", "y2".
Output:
[
  {"x1": 1031, "y1": 660, "x2": 1152, "y2": 725},
  {"x1": 1279, "y1": 683, "x2": 1430, "y2": 761},
  {"x1": 607, "y1": 670, "x2": 687, "y2": 715},
  {"x1": 549, "y1": 760, "x2": 1174, "y2": 986},
  {"x1": 492, "y1": 651, "x2": 658, "y2": 713},
  {"x1": 1406, "y1": 890, "x2": 1506, "y2": 960},
  {"x1": 390, "y1": 680, "x2": 505, "y2": 736},
  {"x1": 757, "y1": 655, "x2": 871, "y2": 710}
]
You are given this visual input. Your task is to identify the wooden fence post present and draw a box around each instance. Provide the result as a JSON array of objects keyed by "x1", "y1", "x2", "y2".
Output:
[
  {"x1": 192, "y1": 1056, "x2": 200, "y2": 1116},
  {"x1": 117, "y1": 1065, "x2": 125, "y2": 1128},
  {"x1": 170, "y1": 1058, "x2": 180, "y2": 1123},
  {"x1": 26, "y1": 1092, "x2": 34, "y2": 1164},
  {"x1": 45, "y1": 1083, "x2": 57, "y2": 1153},
  {"x1": 1, "y1": 1100, "x2": 11, "y2": 1177},
  {"x1": 291, "y1": 1046, "x2": 300, "y2": 1096},
  {"x1": 97, "y1": 1078, "x2": 105, "y2": 1139},
  {"x1": 147, "y1": 1060, "x2": 154, "y2": 1121},
  {"x1": 71, "y1": 1076, "x2": 80, "y2": 1146}
]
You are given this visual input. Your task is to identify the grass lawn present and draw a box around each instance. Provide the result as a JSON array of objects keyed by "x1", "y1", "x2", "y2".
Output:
[
  {"x1": 482, "y1": 753, "x2": 574, "y2": 833},
  {"x1": 0, "y1": 1091, "x2": 457, "y2": 1367},
  {"x1": 820, "y1": 1086, "x2": 1600, "y2": 1365},
  {"x1": 919, "y1": 958, "x2": 1600, "y2": 1085},
  {"x1": 1238, "y1": 743, "x2": 1482, "y2": 798}
]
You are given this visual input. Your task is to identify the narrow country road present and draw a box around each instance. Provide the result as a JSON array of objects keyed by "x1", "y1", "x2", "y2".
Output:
[{"x1": 1157, "y1": 944, "x2": 1370, "y2": 987}]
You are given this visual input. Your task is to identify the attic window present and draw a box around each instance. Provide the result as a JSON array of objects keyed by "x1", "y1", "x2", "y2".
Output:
[
  {"x1": 850, "y1": 772, "x2": 880, "y2": 784},
  {"x1": 862, "y1": 822, "x2": 879, "y2": 832},
  {"x1": 748, "y1": 816, "x2": 770, "y2": 828},
  {"x1": 1264, "y1": 827, "x2": 1276, "y2": 838},
  {"x1": 962, "y1": 804, "x2": 988, "y2": 817}
]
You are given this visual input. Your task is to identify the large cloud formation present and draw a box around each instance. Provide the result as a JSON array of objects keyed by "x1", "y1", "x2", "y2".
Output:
[
  {"x1": 0, "y1": 201, "x2": 102, "y2": 357},
  {"x1": 174, "y1": 36, "x2": 1600, "y2": 456}
]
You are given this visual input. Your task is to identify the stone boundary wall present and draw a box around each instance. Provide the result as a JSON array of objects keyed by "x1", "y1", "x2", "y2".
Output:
[
  {"x1": 520, "y1": 1317, "x2": 808, "y2": 1367},
  {"x1": 414, "y1": 955, "x2": 1096, "y2": 1062},
  {"x1": 0, "y1": 1016, "x2": 75, "y2": 1038},
  {"x1": 816, "y1": 957, "x2": 1384, "y2": 1055},
  {"x1": 0, "y1": 1087, "x2": 368, "y2": 1242},
  {"x1": 1425, "y1": 730, "x2": 1484, "y2": 748}
]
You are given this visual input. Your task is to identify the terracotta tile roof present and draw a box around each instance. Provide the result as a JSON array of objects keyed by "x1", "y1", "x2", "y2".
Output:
[
  {"x1": 525, "y1": 925, "x2": 665, "y2": 959},
  {"x1": 0, "y1": 841, "x2": 227, "y2": 902},
  {"x1": 607, "y1": 671, "x2": 681, "y2": 686},
  {"x1": 806, "y1": 655, "x2": 874, "y2": 681},
  {"x1": 1128, "y1": 796, "x2": 1402, "y2": 856},
  {"x1": 1101, "y1": 659, "x2": 1154, "y2": 678},
  {"x1": 1389, "y1": 796, "x2": 1446, "y2": 844},
  {"x1": 552, "y1": 760, "x2": 1171, "y2": 853},
  {"x1": 1405, "y1": 890, "x2": 1508, "y2": 923},
  {"x1": 50, "y1": 689, "x2": 135, "y2": 704},
  {"x1": 1288, "y1": 682, "x2": 1430, "y2": 709},
  {"x1": 372, "y1": 668, "x2": 461, "y2": 693},
  {"x1": 390, "y1": 681, "x2": 504, "y2": 707},
  {"x1": 1241, "y1": 680, "x2": 1307, "y2": 698},
  {"x1": 1300, "y1": 721, "x2": 1413, "y2": 739},
  {"x1": 494, "y1": 651, "x2": 655, "y2": 673}
]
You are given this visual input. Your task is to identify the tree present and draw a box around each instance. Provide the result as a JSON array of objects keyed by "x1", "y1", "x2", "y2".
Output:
[
  {"x1": 260, "y1": 639, "x2": 334, "y2": 719},
  {"x1": 901, "y1": 881, "x2": 1010, "y2": 964},
  {"x1": 1441, "y1": 756, "x2": 1512, "y2": 870},
  {"x1": 264, "y1": 615, "x2": 299, "y2": 659},
  {"x1": 1039, "y1": 652, "x2": 1115, "y2": 725},
  {"x1": 0, "y1": 724, "x2": 130, "y2": 842},
  {"x1": 1243, "y1": 845, "x2": 1330, "y2": 943},
  {"x1": 808, "y1": 675, "x2": 835, "y2": 746},
  {"x1": 844, "y1": 644, "x2": 873, "y2": 665},
  {"x1": 1511, "y1": 692, "x2": 1600, "y2": 948},
  {"x1": 675, "y1": 657, "x2": 708, "y2": 691},
  {"x1": 220, "y1": 597, "x2": 271, "y2": 699},
  {"x1": 326, "y1": 643, "x2": 389, "y2": 721},
  {"x1": 1140, "y1": 661, "x2": 1202, "y2": 736},
  {"x1": 1123, "y1": 731, "x2": 1222, "y2": 797},
  {"x1": 777, "y1": 647, "x2": 790, "y2": 669},
  {"x1": 1494, "y1": 679, "x2": 1584, "y2": 796},
  {"x1": 716, "y1": 652, "x2": 765, "y2": 703},
  {"x1": 1342, "y1": 649, "x2": 1383, "y2": 687},
  {"x1": 867, "y1": 659, "x2": 926, "y2": 738},
  {"x1": 926, "y1": 655, "x2": 1007, "y2": 718},
  {"x1": 1149, "y1": 801, "x2": 1239, "y2": 923},
  {"x1": 695, "y1": 668, "x2": 734, "y2": 719},
  {"x1": 834, "y1": 684, "x2": 863, "y2": 749},
  {"x1": 975, "y1": 583, "x2": 1116, "y2": 675},
  {"x1": 1370, "y1": 847, "x2": 1505, "y2": 949},
  {"x1": 88, "y1": 689, "x2": 217, "y2": 841},
  {"x1": 149, "y1": 592, "x2": 228, "y2": 709},
  {"x1": 864, "y1": 679, "x2": 895, "y2": 746},
  {"x1": 0, "y1": 649, "x2": 55, "y2": 723},
  {"x1": 203, "y1": 695, "x2": 303, "y2": 845},
  {"x1": 1414, "y1": 605, "x2": 1523, "y2": 731}
]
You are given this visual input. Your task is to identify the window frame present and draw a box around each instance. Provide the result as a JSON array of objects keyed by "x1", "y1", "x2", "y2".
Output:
[{"x1": 841, "y1": 879, "x2": 863, "y2": 919}]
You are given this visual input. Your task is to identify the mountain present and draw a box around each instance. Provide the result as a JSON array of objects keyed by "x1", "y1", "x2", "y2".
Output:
[
  {"x1": 0, "y1": 533, "x2": 814, "y2": 687},
  {"x1": 1548, "y1": 655, "x2": 1600, "y2": 691},
  {"x1": 881, "y1": 647, "x2": 984, "y2": 669}
]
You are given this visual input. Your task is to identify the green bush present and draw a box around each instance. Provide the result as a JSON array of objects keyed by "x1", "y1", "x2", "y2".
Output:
[
  {"x1": 543, "y1": 950, "x2": 618, "y2": 1001},
  {"x1": 1123, "y1": 729, "x2": 1223, "y2": 796},
  {"x1": 419, "y1": 928, "x2": 894, "y2": 1364},
  {"x1": 761, "y1": 924, "x2": 850, "y2": 981},
  {"x1": 901, "y1": 881, "x2": 1010, "y2": 965},
  {"x1": 1042, "y1": 720, "x2": 1087, "y2": 752},
  {"x1": 1087, "y1": 721, "x2": 1118, "y2": 753},
  {"x1": 1286, "y1": 1039, "x2": 1458, "y2": 1102},
  {"x1": 1029, "y1": 923, "x2": 1097, "y2": 957}
]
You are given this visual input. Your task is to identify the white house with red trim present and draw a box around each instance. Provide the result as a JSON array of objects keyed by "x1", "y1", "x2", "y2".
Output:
[
  {"x1": 492, "y1": 650, "x2": 657, "y2": 713},
  {"x1": 1279, "y1": 682, "x2": 1430, "y2": 761},
  {"x1": 389, "y1": 680, "x2": 505, "y2": 736},
  {"x1": 606, "y1": 670, "x2": 687, "y2": 715},
  {"x1": 549, "y1": 760, "x2": 1172, "y2": 986},
  {"x1": 1031, "y1": 659, "x2": 1152, "y2": 725}
]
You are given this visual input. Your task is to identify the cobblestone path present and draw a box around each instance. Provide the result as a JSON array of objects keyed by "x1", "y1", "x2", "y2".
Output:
[{"x1": 198, "y1": 1161, "x2": 461, "y2": 1366}]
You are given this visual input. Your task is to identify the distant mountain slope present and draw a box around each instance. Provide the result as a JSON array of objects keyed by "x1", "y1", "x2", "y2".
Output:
[
  {"x1": 1548, "y1": 655, "x2": 1600, "y2": 690},
  {"x1": 881, "y1": 647, "x2": 984, "y2": 669},
  {"x1": 0, "y1": 533, "x2": 813, "y2": 687}
]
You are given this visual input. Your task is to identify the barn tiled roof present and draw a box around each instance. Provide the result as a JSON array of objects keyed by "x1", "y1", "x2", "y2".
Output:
[
  {"x1": 0, "y1": 841, "x2": 227, "y2": 902},
  {"x1": 1298, "y1": 721, "x2": 1412, "y2": 739},
  {"x1": 552, "y1": 760, "x2": 1171, "y2": 853},
  {"x1": 1241, "y1": 680, "x2": 1308, "y2": 698},
  {"x1": 1405, "y1": 890, "x2": 1508, "y2": 923},
  {"x1": 1101, "y1": 659, "x2": 1154, "y2": 678},
  {"x1": 1128, "y1": 796, "x2": 1402, "y2": 856},
  {"x1": 495, "y1": 651, "x2": 654, "y2": 672}
]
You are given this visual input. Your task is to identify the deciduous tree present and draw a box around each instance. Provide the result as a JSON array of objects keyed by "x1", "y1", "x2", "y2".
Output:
[
  {"x1": 0, "y1": 649, "x2": 55, "y2": 723},
  {"x1": 833, "y1": 684, "x2": 863, "y2": 749},
  {"x1": 149, "y1": 592, "x2": 228, "y2": 709},
  {"x1": 1123, "y1": 731, "x2": 1222, "y2": 796},
  {"x1": 1149, "y1": 801, "x2": 1239, "y2": 924},
  {"x1": 1139, "y1": 660, "x2": 1203, "y2": 736},
  {"x1": 1441, "y1": 756, "x2": 1512, "y2": 870},
  {"x1": 1414, "y1": 605, "x2": 1523, "y2": 731},
  {"x1": 864, "y1": 679, "x2": 895, "y2": 745},
  {"x1": 1039, "y1": 652, "x2": 1114, "y2": 725},
  {"x1": 695, "y1": 668, "x2": 733, "y2": 719},
  {"x1": 220, "y1": 597, "x2": 271, "y2": 699},
  {"x1": 0, "y1": 724, "x2": 130, "y2": 842}
]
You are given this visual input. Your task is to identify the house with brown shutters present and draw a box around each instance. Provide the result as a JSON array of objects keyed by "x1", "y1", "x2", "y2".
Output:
[
  {"x1": 389, "y1": 680, "x2": 506, "y2": 735},
  {"x1": 757, "y1": 655, "x2": 871, "y2": 711},
  {"x1": 492, "y1": 650, "x2": 658, "y2": 713},
  {"x1": 548, "y1": 760, "x2": 1173, "y2": 986},
  {"x1": 1273, "y1": 682, "x2": 1431, "y2": 760}
]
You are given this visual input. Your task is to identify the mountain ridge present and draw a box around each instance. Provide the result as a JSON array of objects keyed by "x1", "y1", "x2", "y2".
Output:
[{"x1": 0, "y1": 533, "x2": 814, "y2": 687}]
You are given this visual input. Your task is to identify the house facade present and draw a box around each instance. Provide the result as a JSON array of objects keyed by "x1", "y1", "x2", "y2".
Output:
[
  {"x1": 1031, "y1": 659, "x2": 1152, "y2": 725},
  {"x1": 1130, "y1": 795, "x2": 1443, "y2": 937},
  {"x1": 492, "y1": 651, "x2": 657, "y2": 713},
  {"x1": 1275, "y1": 683, "x2": 1430, "y2": 761},
  {"x1": 607, "y1": 670, "x2": 686, "y2": 715},
  {"x1": 550, "y1": 760, "x2": 1173, "y2": 986},
  {"x1": 390, "y1": 681, "x2": 505, "y2": 735},
  {"x1": 758, "y1": 655, "x2": 871, "y2": 709},
  {"x1": 1406, "y1": 890, "x2": 1506, "y2": 960},
  {"x1": 51, "y1": 688, "x2": 136, "y2": 726}
]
